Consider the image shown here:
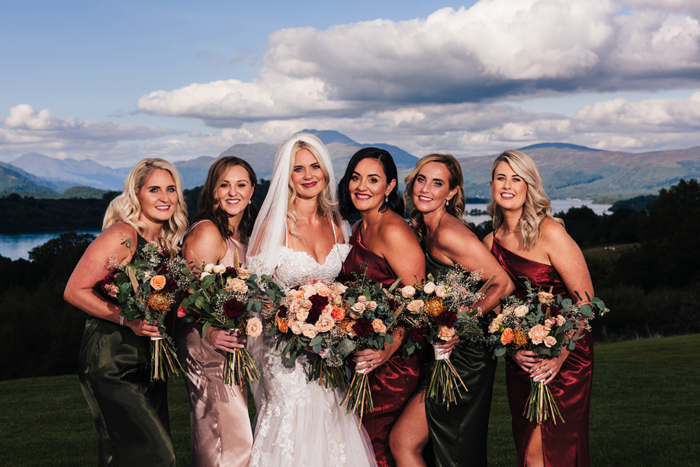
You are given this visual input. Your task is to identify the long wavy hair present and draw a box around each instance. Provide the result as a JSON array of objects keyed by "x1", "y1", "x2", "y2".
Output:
[
  {"x1": 338, "y1": 147, "x2": 404, "y2": 219},
  {"x1": 103, "y1": 158, "x2": 187, "y2": 256},
  {"x1": 405, "y1": 153, "x2": 468, "y2": 241},
  {"x1": 285, "y1": 137, "x2": 340, "y2": 238},
  {"x1": 193, "y1": 156, "x2": 258, "y2": 242},
  {"x1": 487, "y1": 150, "x2": 563, "y2": 249}
]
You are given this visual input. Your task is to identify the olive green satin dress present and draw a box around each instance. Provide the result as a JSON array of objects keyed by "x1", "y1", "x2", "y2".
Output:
[
  {"x1": 78, "y1": 235, "x2": 175, "y2": 467},
  {"x1": 424, "y1": 249, "x2": 497, "y2": 467}
]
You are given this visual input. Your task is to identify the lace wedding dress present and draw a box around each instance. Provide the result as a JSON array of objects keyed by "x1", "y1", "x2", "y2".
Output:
[{"x1": 249, "y1": 232, "x2": 377, "y2": 467}]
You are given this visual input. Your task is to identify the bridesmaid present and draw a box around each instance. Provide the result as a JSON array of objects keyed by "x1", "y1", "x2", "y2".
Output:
[
  {"x1": 64, "y1": 158, "x2": 188, "y2": 466},
  {"x1": 177, "y1": 157, "x2": 257, "y2": 467},
  {"x1": 338, "y1": 147, "x2": 426, "y2": 467},
  {"x1": 483, "y1": 150, "x2": 595, "y2": 467},
  {"x1": 390, "y1": 154, "x2": 514, "y2": 467}
]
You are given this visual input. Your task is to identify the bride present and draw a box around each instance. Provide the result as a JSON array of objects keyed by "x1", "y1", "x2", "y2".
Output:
[{"x1": 246, "y1": 133, "x2": 377, "y2": 467}]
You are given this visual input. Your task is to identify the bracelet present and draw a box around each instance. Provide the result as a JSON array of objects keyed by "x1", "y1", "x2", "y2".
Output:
[{"x1": 119, "y1": 316, "x2": 125, "y2": 326}]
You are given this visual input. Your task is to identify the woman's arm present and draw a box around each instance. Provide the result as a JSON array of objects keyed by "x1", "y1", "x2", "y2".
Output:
[{"x1": 64, "y1": 223, "x2": 160, "y2": 338}]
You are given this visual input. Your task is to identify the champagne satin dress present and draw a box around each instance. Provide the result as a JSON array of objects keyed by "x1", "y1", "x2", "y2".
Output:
[
  {"x1": 177, "y1": 221, "x2": 253, "y2": 467},
  {"x1": 423, "y1": 248, "x2": 497, "y2": 467},
  {"x1": 339, "y1": 225, "x2": 422, "y2": 467},
  {"x1": 79, "y1": 234, "x2": 175, "y2": 467},
  {"x1": 491, "y1": 239, "x2": 592, "y2": 467}
]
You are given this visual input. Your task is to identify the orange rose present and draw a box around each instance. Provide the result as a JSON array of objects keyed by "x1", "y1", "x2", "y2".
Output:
[
  {"x1": 500, "y1": 327, "x2": 515, "y2": 345},
  {"x1": 150, "y1": 275, "x2": 167, "y2": 291},
  {"x1": 277, "y1": 317, "x2": 289, "y2": 333},
  {"x1": 331, "y1": 306, "x2": 345, "y2": 322}
]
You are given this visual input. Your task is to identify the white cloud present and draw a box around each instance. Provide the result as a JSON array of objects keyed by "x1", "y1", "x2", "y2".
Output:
[{"x1": 137, "y1": 0, "x2": 700, "y2": 125}]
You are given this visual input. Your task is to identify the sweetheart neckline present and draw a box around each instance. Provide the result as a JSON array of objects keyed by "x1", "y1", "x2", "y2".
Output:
[{"x1": 279, "y1": 243, "x2": 349, "y2": 267}]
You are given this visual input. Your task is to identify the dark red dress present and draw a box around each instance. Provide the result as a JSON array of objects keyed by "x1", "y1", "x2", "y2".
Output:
[
  {"x1": 338, "y1": 226, "x2": 422, "y2": 467},
  {"x1": 491, "y1": 238, "x2": 592, "y2": 467}
]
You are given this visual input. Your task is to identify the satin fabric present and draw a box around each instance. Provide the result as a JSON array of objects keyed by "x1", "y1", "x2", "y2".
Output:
[
  {"x1": 423, "y1": 249, "x2": 497, "y2": 467},
  {"x1": 339, "y1": 224, "x2": 422, "y2": 467},
  {"x1": 491, "y1": 239, "x2": 592, "y2": 467},
  {"x1": 178, "y1": 222, "x2": 253, "y2": 467},
  {"x1": 79, "y1": 234, "x2": 175, "y2": 467}
]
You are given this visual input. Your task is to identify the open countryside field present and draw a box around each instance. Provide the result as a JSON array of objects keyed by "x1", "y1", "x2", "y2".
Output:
[{"x1": 1, "y1": 334, "x2": 698, "y2": 466}]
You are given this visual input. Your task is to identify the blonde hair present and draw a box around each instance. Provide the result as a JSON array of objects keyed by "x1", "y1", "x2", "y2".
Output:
[
  {"x1": 286, "y1": 139, "x2": 339, "y2": 237},
  {"x1": 103, "y1": 158, "x2": 188, "y2": 256},
  {"x1": 405, "y1": 154, "x2": 468, "y2": 241},
  {"x1": 487, "y1": 150, "x2": 563, "y2": 249}
]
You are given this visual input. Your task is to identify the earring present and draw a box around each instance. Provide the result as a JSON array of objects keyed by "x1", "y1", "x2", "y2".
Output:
[
  {"x1": 248, "y1": 199, "x2": 252, "y2": 205},
  {"x1": 385, "y1": 196, "x2": 388, "y2": 202},
  {"x1": 446, "y1": 199, "x2": 450, "y2": 206}
]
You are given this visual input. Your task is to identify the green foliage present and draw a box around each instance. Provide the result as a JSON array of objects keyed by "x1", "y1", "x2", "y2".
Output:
[{"x1": 610, "y1": 194, "x2": 658, "y2": 212}]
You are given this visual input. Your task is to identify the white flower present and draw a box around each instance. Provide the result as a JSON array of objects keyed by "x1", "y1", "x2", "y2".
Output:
[
  {"x1": 514, "y1": 305, "x2": 529, "y2": 318},
  {"x1": 401, "y1": 285, "x2": 416, "y2": 298},
  {"x1": 435, "y1": 285, "x2": 447, "y2": 298},
  {"x1": 423, "y1": 282, "x2": 436, "y2": 294},
  {"x1": 200, "y1": 272, "x2": 211, "y2": 279},
  {"x1": 212, "y1": 264, "x2": 226, "y2": 275},
  {"x1": 203, "y1": 263, "x2": 215, "y2": 273}
]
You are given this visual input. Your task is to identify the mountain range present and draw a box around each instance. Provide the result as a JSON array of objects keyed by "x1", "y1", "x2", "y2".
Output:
[{"x1": 2, "y1": 130, "x2": 700, "y2": 200}]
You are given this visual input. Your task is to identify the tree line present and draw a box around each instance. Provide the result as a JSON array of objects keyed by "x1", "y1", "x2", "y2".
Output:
[{"x1": 1, "y1": 179, "x2": 698, "y2": 380}]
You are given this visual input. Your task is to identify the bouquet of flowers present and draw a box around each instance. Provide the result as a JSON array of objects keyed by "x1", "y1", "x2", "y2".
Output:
[
  {"x1": 263, "y1": 279, "x2": 352, "y2": 389},
  {"x1": 339, "y1": 267, "x2": 404, "y2": 424},
  {"x1": 399, "y1": 267, "x2": 495, "y2": 407},
  {"x1": 99, "y1": 241, "x2": 190, "y2": 381},
  {"x1": 486, "y1": 281, "x2": 609, "y2": 424},
  {"x1": 180, "y1": 251, "x2": 284, "y2": 387}
]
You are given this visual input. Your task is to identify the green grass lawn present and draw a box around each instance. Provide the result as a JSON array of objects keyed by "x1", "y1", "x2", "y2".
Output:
[{"x1": 1, "y1": 334, "x2": 698, "y2": 466}]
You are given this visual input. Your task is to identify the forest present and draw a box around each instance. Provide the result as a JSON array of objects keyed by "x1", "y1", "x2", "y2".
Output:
[{"x1": 1, "y1": 179, "x2": 698, "y2": 380}]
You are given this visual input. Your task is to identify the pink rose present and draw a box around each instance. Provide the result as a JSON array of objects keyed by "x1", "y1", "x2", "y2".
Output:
[
  {"x1": 537, "y1": 291, "x2": 555, "y2": 305},
  {"x1": 301, "y1": 323, "x2": 318, "y2": 339},
  {"x1": 556, "y1": 315, "x2": 566, "y2": 326},
  {"x1": 290, "y1": 321, "x2": 304, "y2": 335},
  {"x1": 246, "y1": 317, "x2": 263, "y2": 338},
  {"x1": 544, "y1": 336, "x2": 557, "y2": 348},
  {"x1": 514, "y1": 305, "x2": 529, "y2": 318},
  {"x1": 372, "y1": 319, "x2": 387, "y2": 333},
  {"x1": 315, "y1": 314, "x2": 335, "y2": 333},
  {"x1": 528, "y1": 324, "x2": 550, "y2": 345},
  {"x1": 437, "y1": 325, "x2": 456, "y2": 341}
]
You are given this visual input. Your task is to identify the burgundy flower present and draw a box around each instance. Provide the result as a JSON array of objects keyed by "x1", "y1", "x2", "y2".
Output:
[
  {"x1": 310, "y1": 294, "x2": 329, "y2": 312},
  {"x1": 223, "y1": 298, "x2": 246, "y2": 318},
  {"x1": 435, "y1": 310, "x2": 457, "y2": 327},
  {"x1": 277, "y1": 305, "x2": 288, "y2": 318},
  {"x1": 387, "y1": 298, "x2": 399, "y2": 310},
  {"x1": 542, "y1": 304, "x2": 561, "y2": 316},
  {"x1": 163, "y1": 278, "x2": 178, "y2": 293},
  {"x1": 411, "y1": 324, "x2": 427, "y2": 342},
  {"x1": 155, "y1": 264, "x2": 169, "y2": 275},
  {"x1": 353, "y1": 318, "x2": 374, "y2": 338},
  {"x1": 225, "y1": 267, "x2": 237, "y2": 279},
  {"x1": 514, "y1": 289, "x2": 528, "y2": 300}
]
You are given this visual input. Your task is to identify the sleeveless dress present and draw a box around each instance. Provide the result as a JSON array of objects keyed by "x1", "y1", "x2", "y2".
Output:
[
  {"x1": 423, "y1": 248, "x2": 497, "y2": 467},
  {"x1": 338, "y1": 225, "x2": 422, "y2": 467},
  {"x1": 491, "y1": 238, "x2": 592, "y2": 467},
  {"x1": 249, "y1": 222, "x2": 377, "y2": 467},
  {"x1": 79, "y1": 234, "x2": 175, "y2": 467},
  {"x1": 177, "y1": 220, "x2": 253, "y2": 467}
]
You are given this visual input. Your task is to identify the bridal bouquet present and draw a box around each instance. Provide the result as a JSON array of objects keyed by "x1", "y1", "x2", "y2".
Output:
[
  {"x1": 99, "y1": 241, "x2": 189, "y2": 381},
  {"x1": 399, "y1": 267, "x2": 495, "y2": 407},
  {"x1": 486, "y1": 281, "x2": 608, "y2": 424},
  {"x1": 180, "y1": 251, "x2": 284, "y2": 387},
  {"x1": 264, "y1": 279, "x2": 352, "y2": 389},
  {"x1": 339, "y1": 267, "x2": 404, "y2": 423}
]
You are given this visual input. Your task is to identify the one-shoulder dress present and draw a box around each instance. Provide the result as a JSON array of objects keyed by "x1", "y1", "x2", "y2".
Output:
[
  {"x1": 339, "y1": 225, "x2": 422, "y2": 467},
  {"x1": 79, "y1": 234, "x2": 175, "y2": 467},
  {"x1": 491, "y1": 238, "x2": 592, "y2": 467},
  {"x1": 423, "y1": 248, "x2": 497, "y2": 467},
  {"x1": 177, "y1": 220, "x2": 253, "y2": 467}
]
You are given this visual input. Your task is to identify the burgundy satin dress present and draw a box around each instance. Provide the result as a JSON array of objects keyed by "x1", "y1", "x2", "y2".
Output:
[
  {"x1": 339, "y1": 226, "x2": 422, "y2": 467},
  {"x1": 491, "y1": 238, "x2": 592, "y2": 467}
]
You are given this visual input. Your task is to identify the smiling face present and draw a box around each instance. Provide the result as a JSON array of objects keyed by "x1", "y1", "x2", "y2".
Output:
[
  {"x1": 411, "y1": 161, "x2": 458, "y2": 215},
  {"x1": 490, "y1": 161, "x2": 527, "y2": 211},
  {"x1": 347, "y1": 157, "x2": 396, "y2": 213},
  {"x1": 136, "y1": 168, "x2": 179, "y2": 225},
  {"x1": 290, "y1": 148, "x2": 326, "y2": 200},
  {"x1": 216, "y1": 164, "x2": 255, "y2": 218}
]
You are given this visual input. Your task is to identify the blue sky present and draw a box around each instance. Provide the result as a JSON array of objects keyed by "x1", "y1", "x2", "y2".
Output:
[{"x1": 2, "y1": 0, "x2": 700, "y2": 167}]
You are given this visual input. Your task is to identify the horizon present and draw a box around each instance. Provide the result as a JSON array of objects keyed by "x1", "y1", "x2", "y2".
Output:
[{"x1": 2, "y1": 1, "x2": 700, "y2": 167}]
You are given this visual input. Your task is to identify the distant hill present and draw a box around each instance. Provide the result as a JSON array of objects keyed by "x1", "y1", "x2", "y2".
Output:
[
  {"x1": 10, "y1": 153, "x2": 129, "y2": 191},
  {"x1": 459, "y1": 144, "x2": 700, "y2": 199},
  {"x1": 4, "y1": 136, "x2": 700, "y2": 200}
]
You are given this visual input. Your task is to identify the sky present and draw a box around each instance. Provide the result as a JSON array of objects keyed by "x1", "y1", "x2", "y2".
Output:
[{"x1": 2, "y1": 0, "x2": 700, "y2": 168}]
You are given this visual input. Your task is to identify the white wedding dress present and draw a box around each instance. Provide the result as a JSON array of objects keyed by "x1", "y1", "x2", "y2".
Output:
[{"x1": 249, "y1": 225, "x2": 377, "y2": 467}]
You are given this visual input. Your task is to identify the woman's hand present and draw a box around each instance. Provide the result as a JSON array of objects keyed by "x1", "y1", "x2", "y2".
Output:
[
  {"x1": 126, "y1": 317, "x2": 162, "y2": 339},
  {"x1": 512, "y1": 349, "x2": 542, "y2": 372},
  {"x1": 206, "y1": 327, "x2": 246, "y2": 353},
  {"x1": 353, "y1": 345, "x2": 394, "y2": 373},
  {"x1": 530, "y1": 349, "x2": 570, "y2": 384},
  {"x1": 435, "y1": 335, "x2": 459, "y2": 356}
]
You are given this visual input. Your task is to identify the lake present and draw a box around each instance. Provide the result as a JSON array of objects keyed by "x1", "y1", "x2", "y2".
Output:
[{"x1": 0, "y1": 199, "x2": 612, "y2": 260}]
